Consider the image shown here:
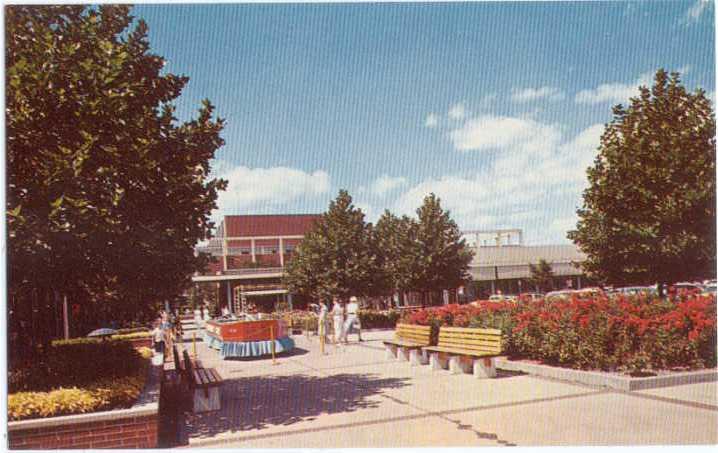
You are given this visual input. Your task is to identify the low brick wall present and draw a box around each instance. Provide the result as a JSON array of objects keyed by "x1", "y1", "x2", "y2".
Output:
[{"x1": 8, "y1": 358, "x2": 162, "y2": 449}]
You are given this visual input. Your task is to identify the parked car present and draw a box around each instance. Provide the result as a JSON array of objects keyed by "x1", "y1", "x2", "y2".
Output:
[
  {"x1": 672, "y1": 282, "x2": 704, "y2": 293},
  {"x1": 518, "y1": 293, "x2": 544, "y2": 301},
  {"x1": 611, "y1": 286, "x2": 657, "y2": 297},
  {"x1": 487, "y1": 294, "x2": 517, "y2": 302},
  {"x1": 545, "y1": 289, "x2": 575, "y2": 301},
  {"x1": 702, "y1": 283, "x2": 716, "y2": 295}
]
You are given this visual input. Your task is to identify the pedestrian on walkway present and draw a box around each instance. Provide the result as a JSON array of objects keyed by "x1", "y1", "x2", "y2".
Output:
[
  {"x1": 343, "y1": 296, "x2": 363, "y2": 343},
  {"x1": 331, "y1": 297, "x2": 344, "y2": 345},
  {"x1": 317, "y1": 301, "x2": 329, "y2": 354},
  {"x1": 194, "y1": 306, "x2": 203, "y2": 330}
]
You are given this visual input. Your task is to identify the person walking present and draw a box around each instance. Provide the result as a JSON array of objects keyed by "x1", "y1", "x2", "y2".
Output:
[
  {"x1": 343, "y1": 296, "x2": 363, "y2": 343},
  {"x1": 151, "y1": 320, "x2": 165, "y2": 357},
  {"x1": 331, "y1": 297, "x2": 345, "y2": 346},
  {"x1": 317, "y1": 301, "x2": 329, "y2": 354},
  {"x1": 202, "y1": 305, "x2": 211, "y2": 323}
]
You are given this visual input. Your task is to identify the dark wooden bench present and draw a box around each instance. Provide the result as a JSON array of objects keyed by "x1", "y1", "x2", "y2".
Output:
[
  {"x1": 422, "y1": 327, "x2": 502, "y2": 378},
  {"x1": 383, "y1": 323, "x2": 433, "y2": 365},
  {"x1": 182, "y1": 349, "x2": 223, "y2": 412}
]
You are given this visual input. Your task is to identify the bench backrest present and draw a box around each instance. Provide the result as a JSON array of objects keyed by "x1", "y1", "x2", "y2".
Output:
[
  {"x1": 182, "y1": 349, "x2": 194, "y2": 379},
  {"x1": 437, "y1": 326, "x2": 502, "y2": 355},
  {"x1": 172, "y1": 345, "x2": 181, "y2": 371},
  {"x1": 395, "y1": 323, "x2": 432, "y2": 346}
]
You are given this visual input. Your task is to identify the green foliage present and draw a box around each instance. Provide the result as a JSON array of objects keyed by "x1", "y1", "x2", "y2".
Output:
[
  {"x1": 411, "y1": 194, "x2": 474, "y2": 303},
  {"x1": 8, "y1": 359, "x2": 149, "y2": 421},
  {"x1": 528, "y1": 259, "x2": 555, "y2": 292},
  {"x1": 284, "y1": 190, "x2": 379, "y2": 301},
  {"x1": 10, "y1": 340, "x2": 145, "y2": 393},
  {"x1": 374, "y1": 211, "x2": 417, "y2": 296},
  {"x1": 568, "y1": 69, "x2": 716, "y2": 286},
  {"x1": 6, "y1": 5, "x2": 226, "y2": 348},
  {"x1": 357, "y1": 310, "x2": 400, "y2": 329}
]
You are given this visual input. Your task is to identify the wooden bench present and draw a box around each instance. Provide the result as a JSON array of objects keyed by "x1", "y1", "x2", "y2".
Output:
[
  {"x1": 383, "y1": 323, "x2": 433, "y2": 366},
  {"x1": 422, "y1": 327, "x2": 502, "y2": 378},
  {"x1": 182, "y1": 349, "x2": 223, "y2": 413}
]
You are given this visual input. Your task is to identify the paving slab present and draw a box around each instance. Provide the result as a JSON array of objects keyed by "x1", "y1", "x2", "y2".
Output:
[
  {"x1": 447, "y1": 389, "x2": 718, "y2": 446},
  {"x1": 636, "y1": 381, "x2": 718, "y2": 407},
  {"x1": 181, "y1": 327, "x2": 718, "y2": 447}
]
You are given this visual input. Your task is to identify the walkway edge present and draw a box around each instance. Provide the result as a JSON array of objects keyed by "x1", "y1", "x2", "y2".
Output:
[{"x1": 495, "y1": 358, "x2": 718, "y2": 391}]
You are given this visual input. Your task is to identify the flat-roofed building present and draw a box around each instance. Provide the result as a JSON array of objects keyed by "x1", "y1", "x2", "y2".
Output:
[
  {"x1": 467, "y1": 235, "x2": 588, "y2": 298},
  {"x1": 193, "y1": 214, "x2": 321, "y2": 313}
]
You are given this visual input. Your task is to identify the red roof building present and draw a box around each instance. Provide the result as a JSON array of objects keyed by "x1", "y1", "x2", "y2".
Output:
[{"x1": 193, "y1": 214, "x2": 321, "y2": 313}]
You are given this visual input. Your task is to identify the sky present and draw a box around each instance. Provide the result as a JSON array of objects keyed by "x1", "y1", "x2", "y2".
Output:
[{"x1": 134, "y1": 1, "x2": 715, "y2": 245}]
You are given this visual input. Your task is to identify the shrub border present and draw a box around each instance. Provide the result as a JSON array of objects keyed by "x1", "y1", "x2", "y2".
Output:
[{"x1": 8, "y1": 354, "x2": 161, "y2": 447}]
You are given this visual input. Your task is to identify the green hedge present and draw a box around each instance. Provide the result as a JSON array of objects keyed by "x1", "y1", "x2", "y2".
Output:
[
  {"x1": 9, "y1": 348, "x2": 152, "y2": 421},
  {"x1": 358, "y1": 310, "x2": 400, "y2": 329},
  {"x1": 10, "y1": 341, "x2": 147, "y2": 394}
]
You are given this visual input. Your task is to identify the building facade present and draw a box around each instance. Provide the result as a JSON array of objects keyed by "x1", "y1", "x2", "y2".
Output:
[
  {"x1": 193, "y1": 214, "x2": 321, "y2": 313},
  {"x1": 466, "y1": 229, "x2": 588, "y2": 298}
]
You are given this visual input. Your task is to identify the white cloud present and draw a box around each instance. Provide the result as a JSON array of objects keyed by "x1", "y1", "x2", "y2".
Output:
[
  {"x1": 511, "y1": 86, "x2": 565, "y2": 103},
  {"x1": 370, "y1": 175, "x2": 407, "y2": 196},
  {"x1": 214, "y1": 166, "x2": 330, "y2": 215},
  {"x1": 575, "y1": 72, "x2": 653, "y2": 105},
  {"x1": 447, "y1": 102, "x2": 467, "y2": 120},
  {"x1": 682, "y1": 0, "x2": 709, "y2": 25},
  {"x1": 448, "y1": 115, "x2": 562, "y2": 153},
  {"x1": 395, "y1": 120, "x2": 604, "y2": 242},
  {"x1": 424, "y1": 113, "x2": 439, "y2": 128}
]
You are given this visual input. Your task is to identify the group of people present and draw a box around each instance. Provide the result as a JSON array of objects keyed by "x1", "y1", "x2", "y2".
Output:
[
  {"x1": 151, "y1": 309, "x2": 182, "y2": 357},
  {"x1": 317, "y1": 296, "x2": 363, "y2": 349}
]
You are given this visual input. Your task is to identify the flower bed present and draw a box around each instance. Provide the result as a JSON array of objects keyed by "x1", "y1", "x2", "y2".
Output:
[
  {"x1": 401, "y1": 293, "x2": 717, "y2": 373},
  {"x1": 9, "y1": 342, "x2": 153, "y2": 421}
]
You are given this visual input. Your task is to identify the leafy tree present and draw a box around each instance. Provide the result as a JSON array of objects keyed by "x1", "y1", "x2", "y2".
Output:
[
  {"x1": 6, "y1": 5, "x2": 226, "y2": 350},
  {"x1": 528, "y1": 259, "x2": 555, "y2": 292},
  {"x1": 568, "y1": 69, "x2": 715, "y2": 288},
  {"x1": 374, "y1": 210, "x2": 417, "y2": 304},
  {"x1": 411, "y1": 194, "x2": 474, "y2": 305},
  {"x1": 284, "y1": 190, "x2": 378, "y2": 301}
]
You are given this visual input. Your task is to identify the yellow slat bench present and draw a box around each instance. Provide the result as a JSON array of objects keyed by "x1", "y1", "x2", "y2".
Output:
[
  {"x1": 383, "y1": 323, "x2": 433, "y2": 366},
  {"x1": 422, "y1": 327, "x2": 502, "y2": 378}
]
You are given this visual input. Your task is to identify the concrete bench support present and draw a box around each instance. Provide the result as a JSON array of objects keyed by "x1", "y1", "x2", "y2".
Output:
[
  {"x1": 397, "y1": 346, "x2": 410, "y2": 362},
  {"x1": 449, "y1": 356, "x2": 472, "y2": 374},
  {"x1": 193, "y1": 386, "x2": 221, "y2": 413},
  {"x1": 409, "y1": 349, "x2": 428, "y2": 366},
  {"x1": 429, "y1": 352, "x2": 448, "y2": 371},
  {"x1": 473, "y1": 357, "x2": 497, "y2": 379},
  {"x1": 385, "y1": 344, "x2": 397, "y2": 360}
]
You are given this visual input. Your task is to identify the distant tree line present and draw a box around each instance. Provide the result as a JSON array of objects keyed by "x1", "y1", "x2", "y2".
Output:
[{"x1": 284, "y1": 190, "x2": 474, "y2": 306}]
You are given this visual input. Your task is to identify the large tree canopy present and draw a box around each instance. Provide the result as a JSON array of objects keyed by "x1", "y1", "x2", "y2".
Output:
[
  {"x1": 6, "y1": 5, "x2": 226, "y2": 338},
  {"x1": 284, "y1": 190, "x2": 378, "y2": 301},
  {"x1": 411, "y1": 194, "x2": 474, "y2": 302},
  {"x1": 568, "y1": 69, "x2": 715, "y2": 286}
]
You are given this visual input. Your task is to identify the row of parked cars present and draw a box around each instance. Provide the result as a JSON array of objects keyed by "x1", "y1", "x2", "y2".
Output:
[{"x1": 485, "y1": 280, "x2": 716, "y2": 302}]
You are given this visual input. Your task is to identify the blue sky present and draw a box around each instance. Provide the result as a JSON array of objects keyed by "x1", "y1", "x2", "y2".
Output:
[{"x1": 135, "y1": 1, "x2": 715, "y2": 244}]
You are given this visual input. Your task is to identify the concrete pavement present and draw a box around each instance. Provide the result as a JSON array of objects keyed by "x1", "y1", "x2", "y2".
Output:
[{"x1": 178, "y1": 329, "x2": 717, "y2": 447}]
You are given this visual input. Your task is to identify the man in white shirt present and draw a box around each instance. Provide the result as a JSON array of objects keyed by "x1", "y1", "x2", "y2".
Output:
[{"x1": 343, "y1": 296, "x2": 363, "y2": 343}]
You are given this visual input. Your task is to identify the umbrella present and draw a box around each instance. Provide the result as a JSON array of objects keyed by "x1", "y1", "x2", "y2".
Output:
[{"x1": 87, "y1": 328, "x2": 118, "y2": 338}]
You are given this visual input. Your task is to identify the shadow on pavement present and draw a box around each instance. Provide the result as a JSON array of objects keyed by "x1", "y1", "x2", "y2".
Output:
[{"x1": 182, "y1": 372, "x2": 411, "y2": 442}]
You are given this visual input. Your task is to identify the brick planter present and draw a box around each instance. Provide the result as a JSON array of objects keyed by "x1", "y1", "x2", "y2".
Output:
[{"x1": 8, "y1": 360, "x2": 162, "y2": 449}]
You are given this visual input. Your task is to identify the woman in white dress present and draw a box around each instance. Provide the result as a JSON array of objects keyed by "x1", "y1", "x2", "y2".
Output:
[{"x1": 331, "y1": 298, "x2": 344, "y2": 345}]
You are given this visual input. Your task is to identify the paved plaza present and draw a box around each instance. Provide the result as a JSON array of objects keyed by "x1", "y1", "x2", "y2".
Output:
[{"x1": 178, "y1": 330, "x2": 717, "y2": 448}]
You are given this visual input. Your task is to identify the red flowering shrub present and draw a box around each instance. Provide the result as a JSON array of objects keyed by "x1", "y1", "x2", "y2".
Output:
[{"x1": 401, "y1": 293, "x2": 717, "y2": 373}]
